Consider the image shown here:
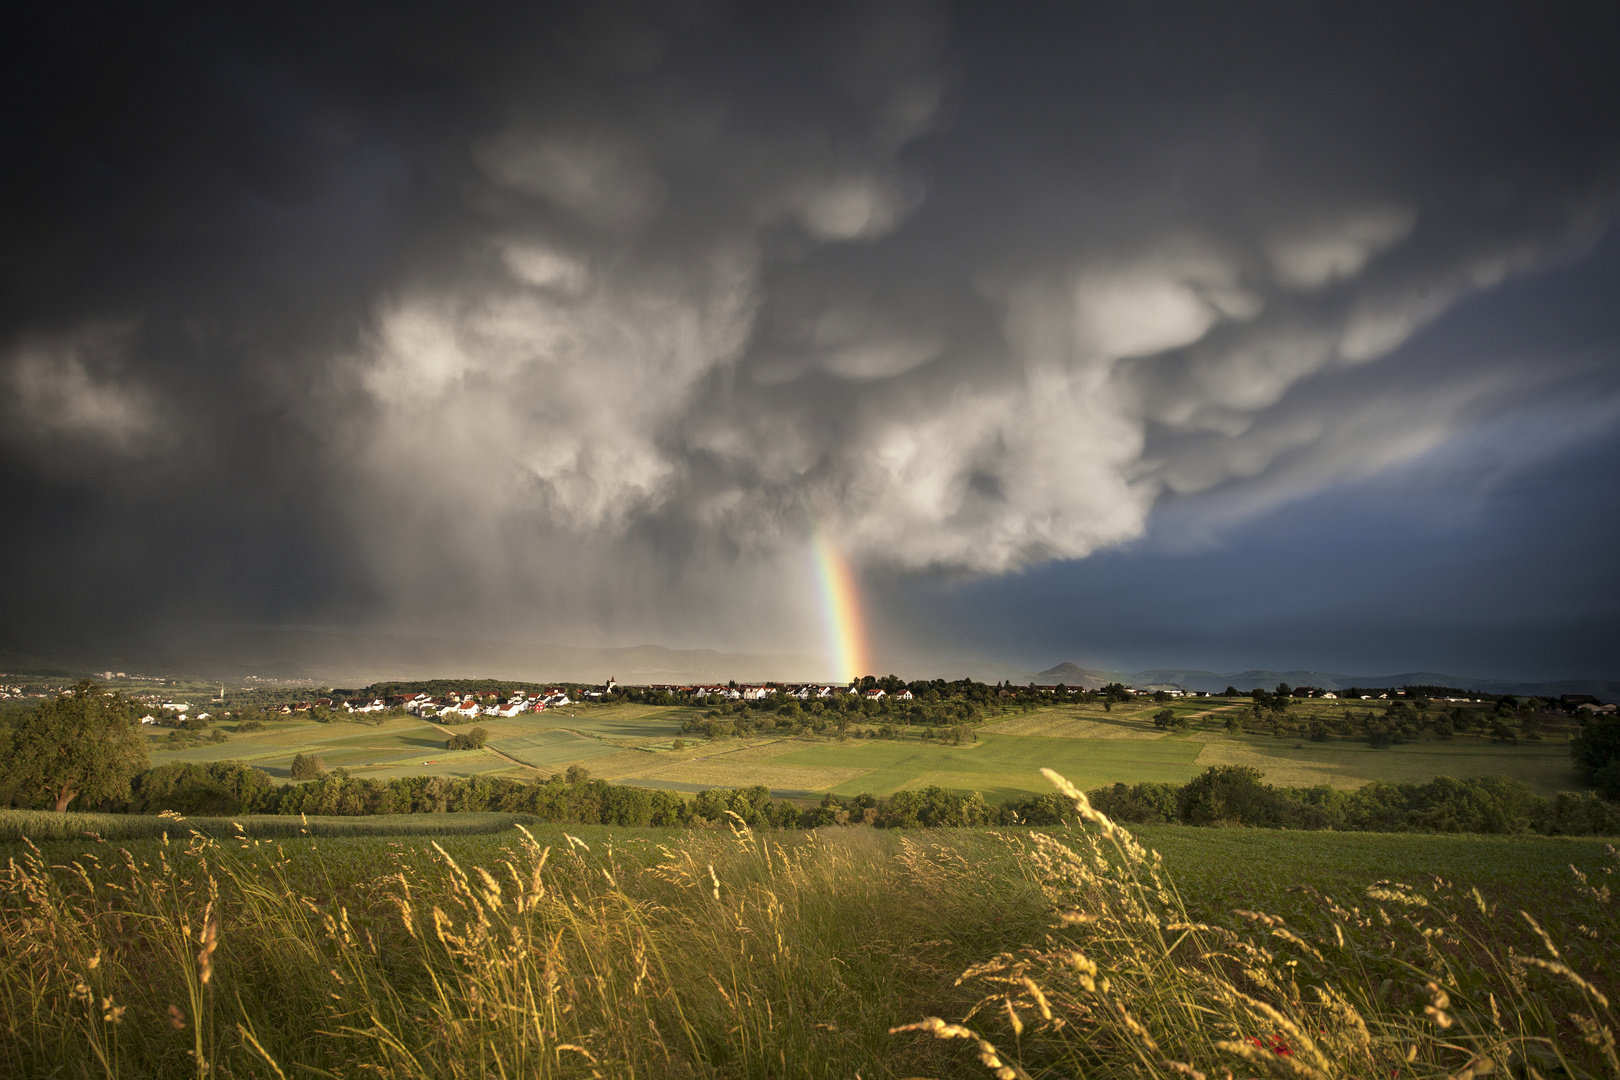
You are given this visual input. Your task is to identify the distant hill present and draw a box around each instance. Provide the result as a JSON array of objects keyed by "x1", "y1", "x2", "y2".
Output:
[
  {"x1": 162, "y1": 630, "x2": 829, "y2": 687},
  {"x1": 1035, "y1": 662, "x2": 1620, "y2": 701},
  {"x1": 9, "y1": 631, "x2": 1616, "y2": 701}
]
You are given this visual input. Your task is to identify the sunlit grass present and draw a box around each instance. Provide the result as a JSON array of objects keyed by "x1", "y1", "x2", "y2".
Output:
[{"x1": 2, "y1": 780, "x2": 1615, "y2": 1078}]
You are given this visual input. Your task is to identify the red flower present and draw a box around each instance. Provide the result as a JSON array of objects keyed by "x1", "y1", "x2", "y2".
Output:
[{"x1": 1250, "y1": 1034, "x2": 1293, "y2": 1056}]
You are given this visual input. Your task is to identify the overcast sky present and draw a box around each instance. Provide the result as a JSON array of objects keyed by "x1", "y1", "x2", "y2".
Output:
[{"x1": 3, "y1": 0, "x2": 1617, "y2": 681}]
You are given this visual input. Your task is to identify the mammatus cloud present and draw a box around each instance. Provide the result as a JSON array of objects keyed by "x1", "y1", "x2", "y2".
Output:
[
  {"x1": 0, "y1": 0, "x2": 1616, "y2": 662},
  {"x1": 336, "y1": 0, "x2": 1620, "y2": 620}
]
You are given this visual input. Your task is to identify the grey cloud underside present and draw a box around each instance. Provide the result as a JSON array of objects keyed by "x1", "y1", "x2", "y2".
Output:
[{"x1": 1, "y1": 0, "x2": 1618, "y2": 650}]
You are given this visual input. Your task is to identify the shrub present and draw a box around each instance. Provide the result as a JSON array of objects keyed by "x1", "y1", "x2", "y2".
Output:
[
  {"x1": 236, "y1": 719, "x2": 264, "y2": 732},
  {"x1": 1087, "y1": 781, "x2": 1178, "y2": 824},
  {"x1": 126, "y1": 761, "x2": 275, "y2": 815},
  {"x1": 446, "y1": 726, "x2": 488, "y2": 751}
]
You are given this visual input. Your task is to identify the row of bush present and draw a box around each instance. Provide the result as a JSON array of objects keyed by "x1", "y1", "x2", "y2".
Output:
[
  {"x1": 1006, "y1": 765, "x2": 1620, "y2": 835},
  {"x1": 76, "y1": 759, "x2": 1620, "y2": 834}
]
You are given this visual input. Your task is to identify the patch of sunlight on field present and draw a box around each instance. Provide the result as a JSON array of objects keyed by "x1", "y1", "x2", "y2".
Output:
[
  {"x1": 149, "y1": 716, "x2": 524, "y2": 780},
  {"x1": 531, "y1": 703, "x2": 695, "y2": 740},
  {"x1": 979, "y1": 712, "x2": 1164, "y2": 739},
  {"x1": 640, "y1": 760, "x2": 870, "y2": 791},
  {"x1": 564, "y1": 748, "x2": 669, "y2": 779},
  {"x1": 489, "y1": 730, "x2": 627, "y2": 769},
  {"x1": 768, "y1": 734, "x2": 1207, "y2": 800},
  {"x1": 1194, "y1": 732, "x2": 1584, "y2": 795}
]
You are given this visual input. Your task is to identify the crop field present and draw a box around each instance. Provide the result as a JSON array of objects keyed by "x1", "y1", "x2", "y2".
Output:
[
  {"x1": 776, "y1": 733, "x2": 1208, "y2": 802},
  {"x1": 1195, "y1": 729, "x2": 1579, "y2": 794},
  {"x1": 488, "y1": 729, "x2": 632, "y2": 768}
]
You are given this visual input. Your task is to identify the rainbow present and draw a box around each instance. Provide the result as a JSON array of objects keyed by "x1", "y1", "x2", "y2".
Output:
[{"x1": 810, "y1": 530, "x2": 869, "y2": 684}]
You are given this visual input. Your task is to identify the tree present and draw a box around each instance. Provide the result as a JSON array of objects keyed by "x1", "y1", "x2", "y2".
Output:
[
  {"x1": 4, "y1": 682, "x2": 149, "y2": 811},
  {"x1": 447, "y1": 726, "x2": 488, "y2": 750},
  {"x1": 290, "y1": 753, "x2": 327, "y2": 780},
  {"x1": 1153, "y1": 709, "x2": 1188, "y2": 731},
  {"x1": 1571, "y1": 715, "x2": 1620, "y2": 799}
]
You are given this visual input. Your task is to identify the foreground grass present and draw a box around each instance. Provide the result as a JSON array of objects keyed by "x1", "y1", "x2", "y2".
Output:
[{"x1": 2, "y1": 784, "x2": 1616, "y2": 1078}]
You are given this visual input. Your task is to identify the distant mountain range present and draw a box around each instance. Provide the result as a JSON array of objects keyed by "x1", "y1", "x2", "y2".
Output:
[
  {"x1": 1033, "y1": 662, "x2": 1620, "y2": 701},
  {"x1": 3, "y1": 634, "x2": 1614, "y2": 702},
  {"x1": 157, "y1": 630, "x2": 833, "y2": 687}
]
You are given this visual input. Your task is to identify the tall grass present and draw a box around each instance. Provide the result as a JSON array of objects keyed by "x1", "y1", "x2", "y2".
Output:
[
  {"x1": 893, "y1": 769, "x2": 1620, "y2": 1079},
  {"x1": 0, "y1": 771, "x2": 1614, "y2": 1078}
]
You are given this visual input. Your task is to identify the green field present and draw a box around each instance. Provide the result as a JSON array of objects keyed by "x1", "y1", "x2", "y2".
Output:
[
  {"x1": 143, "y1": 697, "x2": 1596, "y2": 806},
  {"x1": 775, "y1": 733, "x2": 1207, "y2": 802},
  {"x1": 144, "y1": 702, "x2": 696, "y2": 781}
]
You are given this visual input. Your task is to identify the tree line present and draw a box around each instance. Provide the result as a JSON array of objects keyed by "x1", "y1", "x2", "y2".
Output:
[
  {"x1": 1005, "y1": 766, "x2": 1620, "y2": 835},
  {"x1": 11, "y1": 756, "x2": 1614, "y2": 837}
]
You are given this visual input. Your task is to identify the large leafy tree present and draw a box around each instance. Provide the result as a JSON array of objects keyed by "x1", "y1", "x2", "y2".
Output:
[
  {"x1": 1572, "y1": 714, "x2": 1620, "y2": 799},
  {"x1": 4, "y1": 681, "x2": 149, "y2": 811}
]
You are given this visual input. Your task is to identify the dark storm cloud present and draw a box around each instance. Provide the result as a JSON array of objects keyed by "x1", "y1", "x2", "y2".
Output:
[{"x1": 2, "y1": 1, "x2": 1617, "y2": 662}]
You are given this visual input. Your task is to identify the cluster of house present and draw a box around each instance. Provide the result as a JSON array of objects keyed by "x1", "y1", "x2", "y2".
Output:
[
  {"x1": 139, "y1": 703, "x2": 212, "y2": 725},
  {"x1": 0, "y1": 684, "x2": 57, "y2": 700},
  {"x1": 669, "y1": 684, "x2": 918, "y2": 702},
  {"x1": 400, "y1": 690, "x2": 575, "y2": 719},
  {"x1": 258, "y1": 690, "x2": 575, "y2": 719}
]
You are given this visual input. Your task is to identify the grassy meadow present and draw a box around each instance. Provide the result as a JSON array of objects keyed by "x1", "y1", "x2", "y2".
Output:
[
  {"x1": 150, "y1": 695, "x2": 1596, "y2": 806},
  {"x1": 145, "y1": 702, "x2": 702, "y2": 783},
  {"x1": 2, "y1": 784, "x2": 1616, "y2": 1078}
]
